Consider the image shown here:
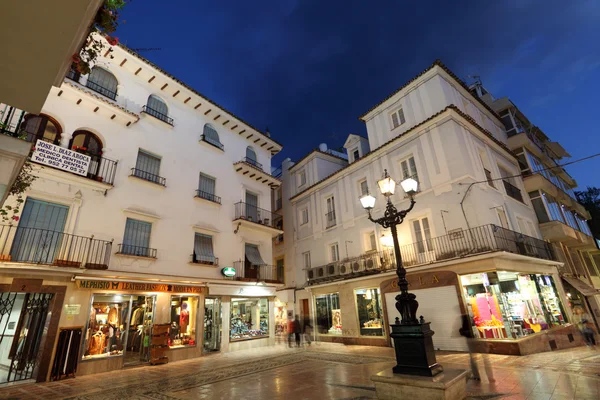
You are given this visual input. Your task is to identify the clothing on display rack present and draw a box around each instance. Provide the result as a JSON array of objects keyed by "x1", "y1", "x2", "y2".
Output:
[
  {"x1": 130, "y1": 307, "x2": 144, "y2": 327},
  {"x1": 51, "y1": 327, "x2": 83, "y2": 381},
  {"x1": 87, "y1": 331, "x2": 106, "y2": 355}
]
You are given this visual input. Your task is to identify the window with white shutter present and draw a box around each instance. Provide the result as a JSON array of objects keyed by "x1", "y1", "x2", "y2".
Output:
[
  {"x1": 390, "y1": 107, "x2": 406, "y2": 129},
  {"x1": 400, "y1": 156, "x2": 418, "y2": 183},
  {"x1": 197, "y1": 173, "x2": 219, "y2": 203}
]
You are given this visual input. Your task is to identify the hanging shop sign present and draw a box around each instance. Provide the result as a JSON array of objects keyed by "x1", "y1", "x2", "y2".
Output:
[
  {"x1": 76, "y1": 279, "x2": 203, "y2": 293},
  {"x1": 32, "y1": 139, "x2": 90, "y2": 176},
  {"x1": 221, "y1": 267, "x2": 236, "y2": 277}
]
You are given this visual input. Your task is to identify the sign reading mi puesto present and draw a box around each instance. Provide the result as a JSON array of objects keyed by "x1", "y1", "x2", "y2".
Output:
[{"x1": 32, "y1": 139, "x2": 90, "y2": 176}]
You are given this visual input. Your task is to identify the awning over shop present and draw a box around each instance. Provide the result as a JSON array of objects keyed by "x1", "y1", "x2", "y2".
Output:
[
  {"x1": 561, "y1": 276, "x2": 600, "y2": 297},
  {"x1": 245, "y1": 244, "x2": 265, "y2": 265}
]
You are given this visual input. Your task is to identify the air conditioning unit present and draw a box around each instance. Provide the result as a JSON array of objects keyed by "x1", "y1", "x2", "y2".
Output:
[
  {"x1": 363, "y1": 254, "x2": 381, "y2": 271},
  {"x1": 326, "y1": 263, "x2": 338, "y2": 277},
  {"x1": 339, "y1": 262, "x2": 352, "y2": 275},
  {"x1": 350, "y1": 260, "x2": 362, "y2": 274},
  {"x1": 315, "y1": 266, "x2": 326, "y2": 279}
]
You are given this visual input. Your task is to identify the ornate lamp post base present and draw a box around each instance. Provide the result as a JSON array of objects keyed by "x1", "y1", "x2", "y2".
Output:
[{"x1": 390, "y1": 320, "x2": 443, "y2": 377}]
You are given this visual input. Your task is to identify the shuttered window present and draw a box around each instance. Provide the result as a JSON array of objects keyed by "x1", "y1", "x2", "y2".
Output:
[
  {"x1": 87, "y1": 67, "x2": 118, "y2": 99},
  {"x1": 359, "y1": 179, "x2": 369, "y2": 196},
  {"x1": 202, "y1": 124, "x2": 222, "y2": 149},
  {"x1": 135, "y1": 150, "x2": 162, "y2": 183},
  {"x1": 245, "y1": 244, "x2": 266, "y2": 265},
  {"x1": 199, "y1": 173, "x2": 216, "y2": 195},
  {"x1": 122, "y1": 218, "x2": 152, "y2": 256},
  {"x1": 194, "y1": 233, "x2": 216, "y2": 264},
  {"x1": 390, "y1": 107, "x2": 406, "y2": 129},
  {"x1": 147, "y1": 95, "x2": 168, "y2": 116},
  {"x1": 401, "y1": 156, "x2": 418, "y2": 182}
]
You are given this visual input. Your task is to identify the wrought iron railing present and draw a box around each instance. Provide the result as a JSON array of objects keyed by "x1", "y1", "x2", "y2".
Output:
[
  {"x1": 234, "y1": 202, "x2": 281, "y2": 228},
  {"x1": 199, "y1": 134, "x2": 224, "y2": 150},
  {"x1": 117, "y1": 244, "x2": 157, "y2": 258},
  {"x1": 242, "y1": 157, "x2": 262, "y2": 170},
  {"x1": 195, "y1": 189, "x2": 221, "y2": 204},
  {"x1": 503, "y1": 180, "x2": 524, "y2": 202},
  {"x1": 305, "y1": 224, "x2": 555, "y2": 285},
  {"x1": 325, "y1": 211, "x2": 336, "y2": 229},
  {"x1": 0, "y1": 225, "x2": 112, "y2": 269},
  {"x1": 130, "y1": 168, "x2": 166, "y2": 186},
  {"x1": 86, "y1": 80, "x2": 118, "y2": 101},
  {"x1": 229, "y1": 261, "x2": 283, "y2": 283},
  {"x1": 142, "y1": 105, "x2": 174, "y2": 125}
]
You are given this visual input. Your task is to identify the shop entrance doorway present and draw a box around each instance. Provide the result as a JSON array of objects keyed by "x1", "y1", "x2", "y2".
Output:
[
  {"x1": 124, "y1": 295, "x2": 155, "y2": 367},
  {"x1": 0, "y1": 292, "x2": 54, "y2": 384},
  {"x1": 203, "y1": 297, "x2": 221, "y2": 353}
]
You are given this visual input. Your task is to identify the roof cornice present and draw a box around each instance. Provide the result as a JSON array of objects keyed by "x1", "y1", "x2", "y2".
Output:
[{"x1": 288, "y1": 149, "x2": 348, "y2": 172}]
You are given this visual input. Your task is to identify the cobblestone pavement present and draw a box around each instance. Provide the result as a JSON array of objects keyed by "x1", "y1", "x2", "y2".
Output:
[{"x1": 0, "y1": 343, "x2": 598, "y2": 399}]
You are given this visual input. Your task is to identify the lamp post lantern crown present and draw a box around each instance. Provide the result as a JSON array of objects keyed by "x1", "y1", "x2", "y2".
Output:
[
  {"x1": 377, "y1": 169, "x2": 396, "y2": 197},
  {"x1": 359, "y1": 193, "x2": 376, "y2": 210}
]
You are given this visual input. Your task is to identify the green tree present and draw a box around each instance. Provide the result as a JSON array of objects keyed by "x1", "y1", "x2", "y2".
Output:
[{"x1": 575, "y1": 186, "x2": 600, "y2": 239}]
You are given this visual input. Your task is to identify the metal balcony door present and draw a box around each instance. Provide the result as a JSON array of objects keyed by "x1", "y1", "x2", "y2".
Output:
[
  {"x1": 11, "y1": 199, "x2": 68, "y2": 264},
  {"x1": 412, "y1": 217, "x2": 435, "y2": 263},
  {"x1": 245, "y1": 192, "x2": 258, "y2": 222}
]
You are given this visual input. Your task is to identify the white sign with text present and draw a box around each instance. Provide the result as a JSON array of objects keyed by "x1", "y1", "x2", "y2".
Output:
[{"x1": 32, "y1": 139, "x2": 90, "y2": 176}]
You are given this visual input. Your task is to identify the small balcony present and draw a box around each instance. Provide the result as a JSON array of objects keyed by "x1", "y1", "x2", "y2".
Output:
[
  {"x1": 233, "y1": 159, "x2": 281, "y2": 188},
  {"x1": 325, "y1": 211, "x2": 337, "y2": 229},
  {"x1": 0, "y1": 225, "x2": 112, "y2": 269},
  {"x1": 502, "y1": 180, "x2": 524, "y2": 203},
  {"x1": 66, "y1": 70, "x2": 117, "y2": 101},
  {"x1": 229, "y1": 261, "x2": 283, "y2": 284},
  {"x1": 116, "y1": 244, "x2": 157, "y2": 258},
  {"x1": 130, "y1": 168, "x2": 166, "y2": 186},
  {"x1": 142, "y1": 105, "x2": 174, "y2": 126},
  {"x1": 305, "y1": 224, "x2": 556, "y2": 286},
  {"x1": 199, "y1": 134, "x2": 224, "y2": 150},
  {"x1": 233, "y1": 202, "x2": 283, "y2": 237},
  {"x1": 195, "y1": 189, "x2": 221, "y2": 204}
]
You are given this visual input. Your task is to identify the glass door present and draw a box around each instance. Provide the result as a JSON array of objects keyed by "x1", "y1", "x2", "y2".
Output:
[
  {"x1": 203, "y1": 298, "x2": 221, "y2": 353},
  {"x1": 124, "y1": 295, "x2": 155, "y2": 366}
]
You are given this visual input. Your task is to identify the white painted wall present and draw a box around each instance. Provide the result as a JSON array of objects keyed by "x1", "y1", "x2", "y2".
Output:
[{"x1": 2, "y1": 44, "x2": 280, "y2": 281}]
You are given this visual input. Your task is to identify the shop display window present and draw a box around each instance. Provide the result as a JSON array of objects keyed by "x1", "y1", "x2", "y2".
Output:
[
  {"x1": 83, "y1": 295, "x2": 130, "y2": 360},
  {"x1": 230, "y1": 298, "x2": 269, "y2": 341},
  {"x1": 169, "y1": 296, "x2": 198, "y2": 348},
  {"x1": 355, "y1": 288, "x2": 384, "y2": 336},
  {"x1": 274, "y1": 300, "x2": 288, "y2": 336},
  {"x1": 461, "y1": 272, "x2": 566, "y2": 340},
  {"x1": 315, "y1": 293, "x2": 342, "y2": 335}
]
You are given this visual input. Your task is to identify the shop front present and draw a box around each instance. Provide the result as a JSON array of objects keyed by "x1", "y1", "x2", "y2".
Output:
[
  {"x1": 207, "y1": 284, "x2": 276, "y2": 352},
  {"x1": 73, "y1": 279, "x2": 205, "y2": 375},
  {"x1": 560, "y1": 276, "x2": 600, "y2": 331}
]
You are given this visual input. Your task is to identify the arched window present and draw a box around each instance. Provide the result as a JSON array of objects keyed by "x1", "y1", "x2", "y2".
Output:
[
  {"x1": 202, "y1": 124, "x2": 223, "y2": 149},
  {"x1": 246, "y1": 146, "x2": 257, "y2": 164},
  {"x1": 20, "y1": 114, "x2": 62, "y2": 145},
  {"x1": 69, "y1": 130, "x2": 103, "y2": 156},
  {"x1": 145, "y1": 95, "x2": 172, "y2": 124},
  {"x1": 87, "y1": 66, "x2": 118, "y2": 100}
]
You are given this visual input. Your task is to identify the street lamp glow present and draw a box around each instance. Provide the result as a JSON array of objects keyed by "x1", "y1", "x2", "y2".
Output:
[
  {"x1": 377, "y1": 169, "x2": 396, "y2": 197},
  {"x1": 400, "y1": 177, "x2": 418, "y2": 195},
  {"x1": 360, "y1": 193, "x2": 376, "y2": 210},
  {"x1": 380, "y1": 234, "x2": 394, "y2": 247}
]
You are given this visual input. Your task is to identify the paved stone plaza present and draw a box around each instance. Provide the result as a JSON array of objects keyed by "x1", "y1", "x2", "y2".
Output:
[{"x1": 0, "y1": 343, "x2": 598, "y2": 400}]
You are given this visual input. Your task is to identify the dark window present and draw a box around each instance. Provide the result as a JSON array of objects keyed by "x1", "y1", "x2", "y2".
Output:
[
  {"x1": 20, "y1": 114, "x2": 62, "y2": 145},
  {"x1": 87, "y1": 67, "x2": 118, "y2": 100},
  {"x1": 122, "y1": 218, "x2": 152, "y2": 256},
  {"x1": 69, "y1": 130, "x2": 103, "y2": 155}
]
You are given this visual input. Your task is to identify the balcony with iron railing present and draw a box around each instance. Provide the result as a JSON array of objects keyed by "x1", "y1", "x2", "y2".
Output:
[
  {"x1": 116, "y1": 243, "x2": 157, "y2": 258},
  {"x1": 233, "y1": 202, "x2": 282, "y2": 231},
  {"x1": 0, "y1": 225, "x2": 112, "y2": 269},
  {"x1": 142, "y1": 105, "x2": 174, "y2": 126},
  {"x1": 1, "y1": 106, "x2": 119, "y2": 186},
  {"x1": 227, "y1": 261, "x2": 283, "y2": 283},
  {"x1": 325, "y1": 211, "x2": 337, "y2": 229},
  {"x1": 195, "y1": 189, "x2": 221, "y2": 204},
  {"x1": 199, "y1": 134, "x2": 224, "y2": 150},
  {"x1": 130, "y1": 168, "x2": 166, "y2": 186},
  {"x1": 305, "y1": 224, "x2": 555, "y2": 285},
  {"x1": 66, "y1": 70, "x2": 117, "y2": 101},
  {"x1": 242, "y1": 157, "x2": 263, "y2": 170},
  {"x1": 502, "y1": 180, "x2": 524, "y2": 203}
]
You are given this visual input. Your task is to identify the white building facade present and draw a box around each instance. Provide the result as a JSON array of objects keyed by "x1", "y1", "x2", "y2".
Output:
[
  {"x1": 0, "y1": 35, "x2": 283, "y2": 382},
  {"x1": 284, "y1": 61, "x2": 583, "y2": 355}
]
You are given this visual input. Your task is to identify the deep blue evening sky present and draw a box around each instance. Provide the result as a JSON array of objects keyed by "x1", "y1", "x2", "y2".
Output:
[{"x1": 116, "y1": 1, "x2": 599, "y2": 188}]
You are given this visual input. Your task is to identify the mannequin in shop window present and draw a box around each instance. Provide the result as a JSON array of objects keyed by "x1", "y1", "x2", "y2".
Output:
[{"x1": 180, "y1": 302, "x2": 190, "y2": 335}]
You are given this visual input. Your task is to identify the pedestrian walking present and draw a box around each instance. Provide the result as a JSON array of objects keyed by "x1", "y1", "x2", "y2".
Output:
[
  {"x1": 573, "y1": 306, "x2": 597, "y2": 348},
  {"x1": 459, "y1": 314, "x2": 495, "y2": 382},
  {"x1": 293, "y1": 315, "x2": 301, "y2": 347},
  {"x1": 304, "y1": 321, "x2": 313, "y2": 346},
  {"x1": 287, "y1": 318, "x2": 294, "y2": 348}
]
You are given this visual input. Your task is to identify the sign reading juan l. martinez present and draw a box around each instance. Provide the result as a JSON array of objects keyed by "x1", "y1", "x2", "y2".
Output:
[{"x1": 32, "y1": 139, "x2": 90, "y2": 176}]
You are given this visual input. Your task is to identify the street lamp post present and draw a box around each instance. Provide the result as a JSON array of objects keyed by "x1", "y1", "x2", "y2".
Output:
[{"x1": 360, "y1": 169, "x2": 442, "y2": 377}]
